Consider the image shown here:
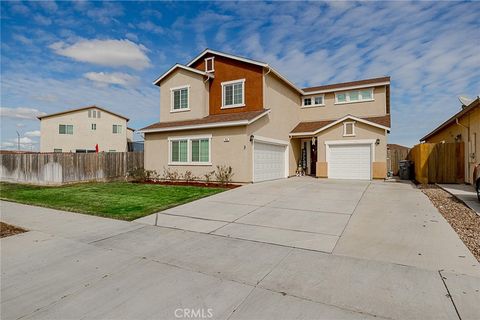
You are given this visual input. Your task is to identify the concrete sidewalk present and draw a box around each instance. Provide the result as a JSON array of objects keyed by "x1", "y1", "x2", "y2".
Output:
[
  {"x1": 1, "y1": 198, "x2": 480, "y2": 319},
  {"x1": 439, "y1": 184, "x2": 480, "y2": 215}
]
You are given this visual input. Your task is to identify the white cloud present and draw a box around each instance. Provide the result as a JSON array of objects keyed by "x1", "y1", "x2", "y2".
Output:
[
  {"x1": 83, "y1": 72, "x2": 139, "y2": 87},
  {"x1": 25, "y1": 130, "x2": 41, "y2": 137},
  {"x1": 125, "y1": 33, "x2": 139, "y2": 42},
  {"x1": 13, "y1": 34, "x2": 33, "y2": 45},
  {"x1": 86, "y1": 2, "x2": 123, "y2": 24},
  {"x1": 33, "y1": 14, "x2": 52, "y2": 26},
  {"x1": 0, "y1": 107, "x2": 47, "y2": 120},
  {"x1": 50, "y1": 39, "x2": 151, "y2": 70},
  {"x1": 37, "y1": 1, "x2": 58, "y2": 12},
  {"x1": 138, "y1": 21, "x2": 164, "y2": 34}
]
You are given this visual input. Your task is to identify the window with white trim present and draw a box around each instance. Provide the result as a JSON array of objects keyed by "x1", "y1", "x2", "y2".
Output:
[
  {"x1": 222, "y1": 79, "x2": 245, "y2": 108},
  {"x1": 335, "y1": 88, "x2": 374, "y2": 104},
  {"x1": 59, "y1": 124, "x2": 73, "y2": 135},
  {"x1": 343, "y1": 122, "x2": 356, "y2": 137},
  {"x1": 205, "y1": 57, "x2": 214, "y2": 72},
  {"x1": 303, "y1": 95, "x2": 324, "y2": 107},
  {"x1": 169, "y1": 136, "x2": 211, "y2": 164},
  {"x1": 113, "y1": 124, "x2": 122, "y2": 134},
  {"x1": 171, "y1": 86, "x2": 189, "y2": 111},
  {"x1": 54, "y1": 148, "x2": 62, "y2": 153}
]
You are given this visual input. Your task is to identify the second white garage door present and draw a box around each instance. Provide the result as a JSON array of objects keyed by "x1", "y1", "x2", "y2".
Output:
[
  {"x1": 254, "y1": 141, "x2": 286, "y2": 182},
  {"x1": 328, "y1": 144, "x2": 371, "y2": 180}
]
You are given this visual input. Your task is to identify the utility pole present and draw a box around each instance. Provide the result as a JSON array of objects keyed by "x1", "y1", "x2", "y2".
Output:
[{"x1": 16, "y1": 131, "x2": 20, "y2": 151}]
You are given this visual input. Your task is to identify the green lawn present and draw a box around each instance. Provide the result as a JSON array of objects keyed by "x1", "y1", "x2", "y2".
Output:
[{"x1": 0, "y1": 182, "x2": 225, "y2": 221}]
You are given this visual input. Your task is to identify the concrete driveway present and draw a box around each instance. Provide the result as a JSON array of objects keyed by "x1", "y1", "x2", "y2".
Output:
[{"x1": 2, "y1": 178, "x2": 480, "y2": 320}]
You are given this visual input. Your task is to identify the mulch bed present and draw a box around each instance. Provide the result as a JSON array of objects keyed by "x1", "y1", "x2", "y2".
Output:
[
  {"x1": 140, "y1": 180, "x2": 242, "y2": 189},
  {"x1": 0, "y1": 222, "x2": 27, "y2": 238},
  {"x1": 419, "y1": 184, "x2": 480, "y2": 261}
]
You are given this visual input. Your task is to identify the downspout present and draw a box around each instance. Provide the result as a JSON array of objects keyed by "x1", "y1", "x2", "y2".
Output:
[
  {"x1": 204, "y1": 74, "x2": 212, "y2": 118},
  {"x1": 456, "y1": 117, "x2": 471, "y2": 182},
  {"x1": 263, "y1": 66, "x2": 272, "y2": 109}
]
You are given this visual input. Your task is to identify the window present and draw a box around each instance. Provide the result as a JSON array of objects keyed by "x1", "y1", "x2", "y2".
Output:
[
  {"x1": 54, "y1": 148, "x2": 62, "y2": 153},
  {"x1": 171, "y1": 140, "x2": 188, "y2": 163},
  {"x1": 171, "y1": 86, "x2": 189, "y2": 111},
  {"x1": 343, "y1": 122, "x2": 356, "y2": 137},
  {"x1": 302, "y1": 95, "x2": 325, "y2": 107},
  {"x1": 205, "y1": 57, "x2": 214, "y2": 72},
  {"x1": 88, "y1": 110, "x2": 91, "y2": 118},
  {"x1": 169, "y1": 136, "x2": 211, "y2": 164},
  {"x1": 92, "y1": 110, "x2": 96, "y2": 118},
  {"x1": 59, "y1": 124, "x2": 73, "y2": 135},
  {"x1": 97, "y1": 111, "x2": 101, "y2": 118},
  {"x1": 335, "y1": 89, "x2": 374, "y2": 104},
  {"x1": 222, "y1": 79, "x2": 245, "y2": 108},
  {"x1": 191, "y1": 139, "x2": 210, "y2": 163},
  {"x1": 113, "y1": 124, "x2": 122, "y2": 134},
  {"x1": 109, "y1": 150, "x2": 116, "y2": 152},
  {"x1": 91, "y1": 123, "x2": 96, "y2": 130}
]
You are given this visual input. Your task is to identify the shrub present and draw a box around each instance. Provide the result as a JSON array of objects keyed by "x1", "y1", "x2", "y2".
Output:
[
  {"x1": 203, "y1": 170, "x2": 216, "y2": 183},
  {"x1": 162, "y1": 167, "x2": 180, "y2": 181},
  {"x1": 182, "y1": 170, "x2": 197, "y2": 183},
  {"x1": 215, "y1": 165, "x2": 234, "y2": 185},
  {"x1": 127, "y1": 168, "x2": 157, "y2": 182}
]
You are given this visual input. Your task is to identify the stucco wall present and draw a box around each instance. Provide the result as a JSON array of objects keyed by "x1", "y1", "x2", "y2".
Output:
[
  {"x1": 159, "y1": 68, "x2": 209, "y2": 122},
  {"x1": 144, "y1": 126, "x2": 253, "y2": 183},
  {"x1": 40, "y1": 108, "x2": 128, "y2": 153},
  {"x1": 247, "y1": 73, "x2": 302, "y2": 176},
  {"x1": 300, "y1": 85, "x2": 388, "y2": 122}
]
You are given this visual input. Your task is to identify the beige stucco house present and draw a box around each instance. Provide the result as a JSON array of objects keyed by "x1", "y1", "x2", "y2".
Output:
[
  {"x1": 38, "y1": 105, "x2": 134, "y2": 153},
  {"x1": 421, "y1": 97, "x2": 479, "y2": 184},
  {"x1": 141, "y1": 49, "x2": 391, "y2": 183}
]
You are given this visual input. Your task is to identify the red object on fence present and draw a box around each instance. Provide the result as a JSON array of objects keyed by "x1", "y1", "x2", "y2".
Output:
[{"x1": 95, "y1": 144, "x2": 99, "y2": 153}]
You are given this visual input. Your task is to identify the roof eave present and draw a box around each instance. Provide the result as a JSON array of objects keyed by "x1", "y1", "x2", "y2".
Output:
[
  {"x1": 152, "y1": 64, "x2": 213, "y2": 86},
  {"x1": 302, "y1": 81, "x2": 391, "y2": 95}
]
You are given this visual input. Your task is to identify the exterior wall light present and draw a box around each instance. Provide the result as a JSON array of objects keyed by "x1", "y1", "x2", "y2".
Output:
[{"x1": 375, "y1": 138, "x2": 380, "y2": 145}]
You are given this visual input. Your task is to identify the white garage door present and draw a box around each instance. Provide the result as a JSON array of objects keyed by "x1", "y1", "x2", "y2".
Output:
[
  {"x1": 254, "y1": 142, "x2": 286, "y2": 182},
  {"x1": 328, "y1": 144, "x2": 371, "y2": 180}
]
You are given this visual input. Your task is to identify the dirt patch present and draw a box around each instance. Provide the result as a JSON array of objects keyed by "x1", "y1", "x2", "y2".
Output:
[
  {"x1": 140, "y1": 180, "x2": 242, "y2": 189},
  {"x1": 0, "y1": 222, "x2": 27, "y2": 238},
  {"x1": 419, "y1": 184, "x2": 480, "y2": 261}
]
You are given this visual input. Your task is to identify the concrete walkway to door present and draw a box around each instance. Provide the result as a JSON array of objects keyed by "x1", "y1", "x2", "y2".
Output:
[{"x1": 136, "y1": 177, "x2": 480, "y2": 277}]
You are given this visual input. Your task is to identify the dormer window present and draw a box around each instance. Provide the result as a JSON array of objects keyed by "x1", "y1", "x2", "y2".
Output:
[
  {"x1": 205, "y1": 57, "x2": 214, "y2": 72},
  {"x1": 171, "y1": 85, "x2": 190, "y2": 112},
  {"x1": 335, "y1": 88, "x2": 374, "y2": 104},
  {"x1": 302, "y1": 95, "x2": 324, "y2": 107}
]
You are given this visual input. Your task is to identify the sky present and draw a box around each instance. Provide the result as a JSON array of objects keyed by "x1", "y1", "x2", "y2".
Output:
[{"x1": 1, "y1": 1, "x2": 479, "y2": 150}]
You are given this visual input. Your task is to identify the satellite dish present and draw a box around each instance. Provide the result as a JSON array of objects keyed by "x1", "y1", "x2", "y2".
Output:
[{"x1": 458, "y1": 96, "x2": 473, "y2": 106}]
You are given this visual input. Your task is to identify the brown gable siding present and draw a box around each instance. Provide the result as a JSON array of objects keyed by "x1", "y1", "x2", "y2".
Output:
[{"x1": 191, "y1": 55, "x2": 264, "y2": 115}]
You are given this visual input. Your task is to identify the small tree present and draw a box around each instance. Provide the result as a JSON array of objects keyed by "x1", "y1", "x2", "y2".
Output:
[
  {"x1": 203, "y1": 170, "x2": 216, "y2": 183},
  {"x1": 162, "y1": 167, "x2": 180, "y2": 181},
  {"x1": 127, "y1": 168, "x2": 157, "y2": 182},
  {"x1": 215, "y1": 165, "x2": 234, "y2": 185},
  {"x1": 182, "y1": 170, "x2": 197, "y2": 183}
]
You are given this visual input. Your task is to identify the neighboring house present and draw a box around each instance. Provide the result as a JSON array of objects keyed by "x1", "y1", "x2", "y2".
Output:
[
  {"x1": 141, "y1": 49, "x2": 391, "y2": 182},
  {"x1": 421, "y1": 97, "x2": 479, "y2": 184},
  {"x1": 38, "y1": 105, "x2": 134, "y2": 153}
]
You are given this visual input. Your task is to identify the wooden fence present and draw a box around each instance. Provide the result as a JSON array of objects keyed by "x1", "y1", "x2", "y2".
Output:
[
  {"x1": 387, "y1": 148, "x2": 409, "y2": 176},
  {"x1": 0, "y1": 152, "x2": 143, "y2": 185},
  {"x1": 407, "y1": 142, "x2": 464, "y2": 184}
]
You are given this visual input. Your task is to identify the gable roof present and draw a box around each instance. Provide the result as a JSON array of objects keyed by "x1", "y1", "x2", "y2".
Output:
[
  {"x1": 302, "y1": 76, "x2": 391, "y2": 94},
  {"x1": 153, "y1": 63, "x2": 213, "y2": 86},
  {"x1": 37, "y1": 105, "x2": 129, "y2": 121},
  {"x1": 421, "y1": 97, "x2": 480, "y2": 141},
  {"x1": 140, "y1": 109, "x2": 270, "y2": 133},
  {"x1": 186, "y1": 48, "x2": 268, "y2": 68},
  {"x1": 290, "y1": 115, "x2": 391, "y2": 136}
]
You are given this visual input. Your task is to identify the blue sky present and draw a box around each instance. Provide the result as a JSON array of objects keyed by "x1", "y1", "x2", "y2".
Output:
[{"x1": 1, "y1": 1, "x2": 479, "y2": 150}]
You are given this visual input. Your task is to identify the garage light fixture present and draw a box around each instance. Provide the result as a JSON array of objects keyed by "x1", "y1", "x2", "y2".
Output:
[
  {"x1": 250, "y1": 135, "x2": 255, "y2": 142},
  {"x1": 375, "y1": 138, "x2": 380, "y2": 145}
]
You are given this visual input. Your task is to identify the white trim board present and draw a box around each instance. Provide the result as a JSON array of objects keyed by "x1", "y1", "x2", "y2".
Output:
[
  {"x1": 153, "y1": 64, "x2": 213, "y2": 85},
  {"x1": 289, "y1": 114, "x2": 390, "y2": 137}
]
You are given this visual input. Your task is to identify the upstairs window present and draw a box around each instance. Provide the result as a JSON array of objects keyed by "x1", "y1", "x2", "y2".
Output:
[
  {"x1": 335, "y1": 88, "x2": 374, "y2": 104},
  {"x1": 88, "y1": 109, "x2": 101, "y2": 118},
  {"x1": 59, "y1": 124, "x2": 73, "y2": 135},
  {"x1": 302, "y1": 95, "x2": 324, "y2": 107},
  {"x1": 171, "y1": 86, "x2": 189, "y2": 111},
  {"x1": 205, "y1": 57, "x2": 214, "y2": 72},
  {"x1": 113, "y1": 124, "x2": 122, "y2": 134},
  {"x1": 222, "y1": 79, "x2": 245, "y2": 108}
]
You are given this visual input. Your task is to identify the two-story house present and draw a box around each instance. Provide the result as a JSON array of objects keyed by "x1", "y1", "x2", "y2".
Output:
[
  {"x1": 141, "y1": 49, "x2": 391, "y2": 182},
  {"x1": 38, "y1": 105, "x2": 134, "y2": 153}
]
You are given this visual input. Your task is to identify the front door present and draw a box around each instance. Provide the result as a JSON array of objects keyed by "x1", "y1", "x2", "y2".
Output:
[{"x1": 310, "y1": 139, "x2": 317, "y2": 176}]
